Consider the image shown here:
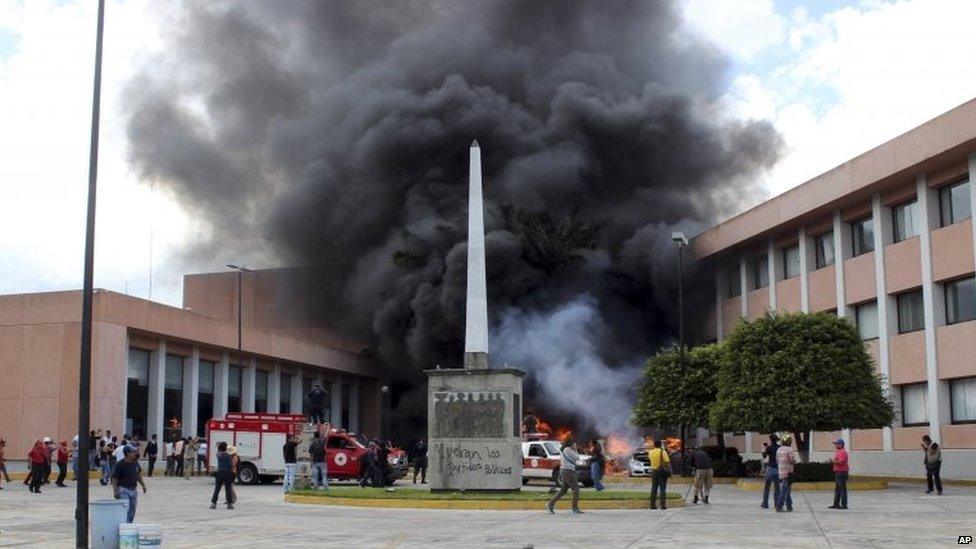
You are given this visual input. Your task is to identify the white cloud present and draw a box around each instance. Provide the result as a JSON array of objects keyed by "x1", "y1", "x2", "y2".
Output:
[
  {"x1": 681, "y1": 0, "x2": 787, "y2": 60},
  {"x1": 0, "y1": 0, "x2": 190, "y2": 305}
]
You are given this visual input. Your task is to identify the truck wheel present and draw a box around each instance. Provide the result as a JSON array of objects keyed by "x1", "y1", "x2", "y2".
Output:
[
  {"x1": 237, "y1": 463, "x2": 259, "y2": 485},
  {"x1": 522, "y1": 478, "x2": 529, "y2": 486}
]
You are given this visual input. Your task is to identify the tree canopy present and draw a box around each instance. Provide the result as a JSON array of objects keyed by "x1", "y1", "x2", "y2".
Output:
[
  {"x1": 710, "y1": 312, "x2": 894, "y2": 439},
  {"x1": 633, "y1": 343, "x2": 723, "y2": 430}
]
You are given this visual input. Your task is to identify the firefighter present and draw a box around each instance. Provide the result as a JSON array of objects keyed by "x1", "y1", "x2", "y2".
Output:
[
  {"x1": 359, "y1": 442, "x2": 382, "y2": 488},
  {"x1": 307, "y1": 383, "x2": 328, "y2": 425},
  {"x1": 411, "y1": 438, "x2": 428, "y2": 484}
]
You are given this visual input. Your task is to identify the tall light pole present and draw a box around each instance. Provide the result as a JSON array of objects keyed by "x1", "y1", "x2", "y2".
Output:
[
  {"x1": 77, "y1": 1, "x2": 105, "y2": 546},
  {"x1": 227, "y1": 264, "x2": 253, "y2": 406},
  {"x1": 671, "y1": 231, "x2": 688, "y2": 474}
]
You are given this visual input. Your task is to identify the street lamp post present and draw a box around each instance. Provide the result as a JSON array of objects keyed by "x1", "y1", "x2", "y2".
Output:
[
  {"x1": 227, "y1": 264, "x2": 253, "y2": 410},
  {"x1": 76, "y1": 1, "x2": 105, "y2": 546},
  {"x1": 672, "y1": 231, "x2": 689, "y2": 474}
]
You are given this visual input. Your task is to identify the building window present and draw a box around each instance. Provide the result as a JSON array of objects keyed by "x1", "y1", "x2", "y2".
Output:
[
  {"x1": 851, "y1": 217, "x2": 875, "y2": 256},
  {"x1": 901, "y1": 383, "x2": 929, "y2": 426},
  {"x1": 197, "y1": 360, "x2": 214, "y2": 436},
  {"x1": 945, "y1": 276, "x2": 976, "y2": 325},
  {"x1": 939, "y1": 179, "x2": 972, "y2": 227},
  {"x1": 896, "y1": 289, "x2": 925, "y2": 334},
  {"x1": 727, "y1": 265, "x2": 742, "y2": 298},
  {"x1": 950, "y1": 377, "x2": 976, "y2": 424},
  {"x1": 814, "y1": 231, "x2": 835, "y2": 269},
  {"x1": 126, "y1": 348, "x2": 150, "y2": 439},
  {"x1": 163, "y1": 354, "x2": 184, "y2": 438},
  {"x1": 751, "y1": 255, "x2": 768, "y2": 290},
  {"x1": 280, "y1": 373, "x2": 292, "y2": 413},
  {"x1": 228, "y1": 364, "x2": 242, "y2": 413},
  {"x1": 892, "y1": 199, "x2": 919, "y2": 243},
  {"x1": 782, "y1": 245, "x2": 800, "y2": 279},
  {"x1": 255, "y1": 370, "x2": 268, "y2": 413},
  {"x1": 854, "y1": 301, "x2": 879, "y2": 340}
]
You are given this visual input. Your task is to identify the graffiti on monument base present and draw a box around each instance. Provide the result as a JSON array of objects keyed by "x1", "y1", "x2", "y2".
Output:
[
  {"x1": 434, "y1": 441, "x2": 515, "y2": 477},
  {"x1": 432, "y1": 390, "x2": 507, "y2": 438}
]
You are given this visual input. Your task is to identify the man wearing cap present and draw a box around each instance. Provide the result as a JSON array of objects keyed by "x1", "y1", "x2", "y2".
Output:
[
  {"x1": 112, "y1": 445, "x2": 147, "y2": 523},
  {"x1": 828, "y1": 438, "x2": 849, "y2": 510}
]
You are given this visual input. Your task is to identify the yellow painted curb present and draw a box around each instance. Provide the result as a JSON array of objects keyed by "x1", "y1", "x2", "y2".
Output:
[
  {"x1": 854, "y1": 475, "x2": 976, "y2": 487},
  {"x1": 5, "y1": 471, "x2": 102, "y2": 482},
  {"x1": 736, "y1": 479, "x2": 887, "y2": 491},
  {"x1": 284, "y1": 494, "x2": 685, "y2": 510},
  {"x1": 605, "y1": 475, "x2": 738, "y2": 485}
]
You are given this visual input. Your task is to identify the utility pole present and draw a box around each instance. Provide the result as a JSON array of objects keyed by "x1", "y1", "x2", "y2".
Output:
[
  {"x1": 227, "y1": 264, "x2": 252, "y2": 404},
  {"x1": 672, "y1": 232, "x2": 688, "y2": 474}
]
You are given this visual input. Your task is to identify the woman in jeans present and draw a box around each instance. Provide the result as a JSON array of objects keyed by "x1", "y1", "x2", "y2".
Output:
[
  {"x1": 589, "y1": 440, "x2": 606, "y2": 491},
  {"x1": 546, "y1": 438, "x2": 582, "y2": 514},
  {"x1": 921, "y1": 435, "x2": 943, "y2": 495}
]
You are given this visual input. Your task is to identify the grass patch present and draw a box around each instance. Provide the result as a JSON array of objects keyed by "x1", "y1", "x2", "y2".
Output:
[{"x1": 291, "y1": 486, "x2": 681, "y2": 501}]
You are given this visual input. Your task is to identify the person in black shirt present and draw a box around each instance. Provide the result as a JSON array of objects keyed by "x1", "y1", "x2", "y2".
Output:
[
  {"x1": 210, "y1": 442, "x2": 235, "y2": 509},
  {"x1": 282, "y1": 435, "x2": 298, "y2": 493},
  {"x1": 144, "y1": 434, "x2": 158, "y2": 477},
  {"x1": 112, "y1": 446, "x2": 147, "y2": 524},
  {"x1": 761, "y1": 434, "x2": 781, "y2": 509},
  {"x1": 307, "y1": 383, "x2": 328, "y2": 425},
  {"x1": 411, "y1": 439, "x2": 427, "y2": 484}
]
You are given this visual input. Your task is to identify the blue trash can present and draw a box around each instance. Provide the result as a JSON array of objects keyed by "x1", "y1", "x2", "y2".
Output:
[{"x1": 90, "y1": 499, "x2": 128, "y2": 549}]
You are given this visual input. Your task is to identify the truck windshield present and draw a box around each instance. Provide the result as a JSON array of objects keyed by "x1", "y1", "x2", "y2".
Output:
[
  {"x1": 544, "y1": 442, "x2": 561, "y2": 455},
  {"x1": 353, "y1": 433, "x2": 369, "y2": 447}
]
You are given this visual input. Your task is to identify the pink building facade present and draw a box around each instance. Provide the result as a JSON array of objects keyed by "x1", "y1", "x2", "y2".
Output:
[
  {"x1": 694, "y1": 99, "x2": 976, "y2": 479},
  {"x1": 0, "y1": 270, "x2": 382, "y2": 458}
]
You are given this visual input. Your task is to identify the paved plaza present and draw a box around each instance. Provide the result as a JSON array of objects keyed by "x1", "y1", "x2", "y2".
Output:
[{"x1": 0, "y1": 477, "x2": 973, "y2": 547}]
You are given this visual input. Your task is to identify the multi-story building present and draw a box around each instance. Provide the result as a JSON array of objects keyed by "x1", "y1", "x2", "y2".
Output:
[
  {"x1": 694, "y1": 99, "x2": 976, "y2": 479},
  {"x1": 0, "y1": 268, "x2": 382, "y2": 458}
]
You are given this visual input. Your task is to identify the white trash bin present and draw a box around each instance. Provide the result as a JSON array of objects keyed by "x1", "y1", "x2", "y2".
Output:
[
  {"x1": 90, "y1": 500, "x2": 127, "y2": 549},
  {"x1": 119, "y1": 523, "x2": 139, "y2": 548},
  {"x1": 137, "y1": 523, "x2": 162, "y2": 546}
]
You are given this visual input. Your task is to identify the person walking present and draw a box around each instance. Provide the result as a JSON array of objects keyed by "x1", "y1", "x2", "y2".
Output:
[
  {"x1": 144, "y1": 434, "x2": 158, "y2": 477},
  {"x1": 197, "y1": 440, "x2": 209, "y2": 476},
  {"x1": 42, "y1": 438, "x2": 55, "y2": 485},
  {"x1": 164, "y1": 439, "x2": 174, "y2": 476},
  {"x1": 921, "y1": 435, "x2": 943, "y2": 495},
  {"x1": 0, "y1": 439, "x2": 11, "y2": 486},
  {"x1": 589, "y1": 440, "x2": 606, "y2": 492},
  {"x1": 647, "y1": 439, "x2": 671, "y2": 510},
  {"x1": 828, "y1": 438, "x2": 849, "y2": 510},
  {"x1": 359, "y1": 443, "x2": 381, "y2": 487},
  {"x1": 228, "y1": 446, "x2": 240, "y2": 505},
  {"x1": 307, "y1": 383, "x2": 328, "y2": 425},
  {"x1": 55, "y1": 441, "x2": 69, "y2": 487},
  {"x1": 174, "y1": 437, "x2": 186, "y2": 477},
  {"x1": 689, "y1": 445, "x2": 713, "y2": 504},
  {"x1": 760, "y1": 434, "x2": 781, "y2": 509},
  {"x1": 411, "y1": 438, "x2": 428, "y2": 484},
  {"x1": 309, "y1": 431, "x2": 329, "y2": 490},
  {"x1": 546, "y1": 437, "x2": 583, "y2": 514},
  {"x1": 98, "y1": 441, "x2": 113, "y2": 485},
  {"x1": 282, "y1": 435, "x2": 298, "y2": 493},
  {"x1": 27, "y1": 440, "x2": 47, "y2": 494},
  {"x1": 88, "y1": 430, "x2": 99, "y2": 471},
  {"x1": 184, "y1": 437, "x2": 198, "y2": 479},
  {"x1": 210, "y1": 442, "x2": 235, "y2": 509},
  {"x1": 377, "y1": 440, "x2": 392, "y2": 487},
  {"x1": 112, "y1": 446, "x2": 147, "y2": 524},
  {"x1": 775, "y1": 435, "x2": 798, "y2": 512}
]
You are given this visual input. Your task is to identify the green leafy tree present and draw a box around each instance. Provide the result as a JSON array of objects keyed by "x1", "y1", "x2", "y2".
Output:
[
  {"x1": 633, "y1": 344, "x2": 724, "y2": 453},
  {"x1": 710, "y1": 312, "x2": 894, "y2": 460}
]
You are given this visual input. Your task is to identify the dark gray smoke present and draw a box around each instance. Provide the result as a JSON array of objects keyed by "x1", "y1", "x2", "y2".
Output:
[{"x1": 125, "y1": 0, "x2": 782, "y2": 440}]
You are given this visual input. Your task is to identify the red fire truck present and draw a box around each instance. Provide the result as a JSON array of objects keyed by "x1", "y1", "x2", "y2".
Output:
[{"x1": 206, "y1": 413, "x2": 408, "y2": 485}]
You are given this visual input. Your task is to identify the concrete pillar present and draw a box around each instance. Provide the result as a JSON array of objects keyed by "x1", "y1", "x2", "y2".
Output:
[
  {"x1": 767, "y1": 239, "x2": 778, "y2": 310},
  {"x1": 349, "y1": 379, "x2": 361, "y2": 433},
  {"x1": 146, "y1": 339, "x2": 167, "y2": 442},
  {"x1": 970, "y1": 153, "x2": 976, "y2": 277},
  {"x1": 268, "y1": 363, "x2": 281, "y2": 414},
  {"x1": 917, "y1": 174, "x2": 950, "y2": 442},
  {"x1": 183, "y1": 347, "x2": 200, "y2": 438},
  {"x1": 242, "y1": 357, "x2": 257, "y2": 413},
  {"x1": 214, "y1": 352, "x2": 229, "y2": 419},
  {"x1": 715, "y1": 269, "x2": 724, "y2": 341},
  {"x1": 871, "y1": 193, "x2": 895, "y2": 451},
  {"x1": 799, "y1": 226, "x2": 812, "y2": 313},
  {"x1": 464, "y1": 141, "x2": 489, "y2": 368},
  {"x1": 739, "y1": 257, "x2": 748, "y2": 317},
  {"x1": 290, "y1": 369, "x2": 303, "y2": 415},
  {"x1": 331, "y1": 376, "x2": 343, "y2": 427},
  {"x1": 833, "y1": 211, "x2": 849, "y2": 318}
]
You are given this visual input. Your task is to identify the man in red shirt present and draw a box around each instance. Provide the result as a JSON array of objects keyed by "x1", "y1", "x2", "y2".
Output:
[
  {"x1": 27, "y1": 440, "x2": 47, "y2": 494},
  {"x1": 828, "y1": 438, "x2": 849, "y2": 510},
  {"x1": 55, "y1": 440, "x2": 69, "y2": 487}
]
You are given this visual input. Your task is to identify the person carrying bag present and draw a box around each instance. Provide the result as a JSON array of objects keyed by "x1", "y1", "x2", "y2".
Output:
[
  {"x1": 648, "y1": 439, "x2": 671, "y2": 510},
  {"x1": 545, "y1": 437, "x2": 583, "y2": 514}
]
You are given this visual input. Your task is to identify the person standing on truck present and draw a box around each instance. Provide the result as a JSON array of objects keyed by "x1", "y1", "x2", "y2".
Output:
[
  {"x1": 210, "y1": 442, "x2": 235, "y2": 510},
  {"x1": 144, "y1": 434, "x2": 158, "y2": 477},
  {"x1": 523, "y1": 409, "x2": 539, "y2": 435},
  {"x1": 411, "y1": 438, "x2": 428, "y2": 484},
  {"x1": 282, "y1": 435, "x2": 298, "y2": 493},
  {"x1": 307, "y1": 383, "x2": 328, "y2": 425},
  {"x1": 309, "y1": 431, "x2": 329, "y2": 490}
]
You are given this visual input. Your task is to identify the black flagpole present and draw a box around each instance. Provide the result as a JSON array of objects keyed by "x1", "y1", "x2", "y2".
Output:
[{"x1": 77, "y1": 0, "x2": 105, "y2": 546}]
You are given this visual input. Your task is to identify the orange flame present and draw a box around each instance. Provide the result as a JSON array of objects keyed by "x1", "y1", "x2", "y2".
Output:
[{"x1": 605, "y1": 434, "x2": 633, "y2": 458}]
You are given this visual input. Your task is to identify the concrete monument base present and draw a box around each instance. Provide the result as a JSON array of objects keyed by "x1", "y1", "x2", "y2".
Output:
[{"x1": 425, "y1": 367, "x2": 524, "y2": 491}]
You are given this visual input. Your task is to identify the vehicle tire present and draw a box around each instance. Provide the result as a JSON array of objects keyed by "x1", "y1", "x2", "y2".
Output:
[
  {"x1": 522, "y1": 477, "x2": 529, "y2": 486},
  {"x1": 237, "y1": 463, "x2": 259, "y2": 485}
]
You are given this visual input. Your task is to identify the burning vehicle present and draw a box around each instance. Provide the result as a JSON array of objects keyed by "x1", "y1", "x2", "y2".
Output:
[
  {"x1": 521, "y1": 439, "x2": 594, "y2": 487},
  {"x1": 628, "y1": 437, "x2": 682, "y2": 477}
]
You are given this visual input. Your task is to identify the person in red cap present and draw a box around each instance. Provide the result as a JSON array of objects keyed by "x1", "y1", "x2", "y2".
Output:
[
  {"x1": 55, "y1": 441, "x2": 69, "y2": 487},
  {"x1": 27, "y1": 440, "x2": 47, "y2": 494},
  {"x1": 828, "y1": 438, "x2": 849, "y2": 509}
]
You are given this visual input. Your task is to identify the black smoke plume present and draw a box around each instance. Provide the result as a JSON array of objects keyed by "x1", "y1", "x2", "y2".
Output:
[{"x1": 125, "y1": 0, "x2": 782, "y2": 441}]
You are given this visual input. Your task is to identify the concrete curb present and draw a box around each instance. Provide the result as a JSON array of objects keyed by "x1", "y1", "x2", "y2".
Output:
[
  {"x1": 735, "y1": 479, "x2": 888, "y2": 491},
  {"x1": 284, "y1": 494, "x2": 687, "y2": 510},
  {"x1": 605, "y1": 475, "x2": 739, "y2": 485}
]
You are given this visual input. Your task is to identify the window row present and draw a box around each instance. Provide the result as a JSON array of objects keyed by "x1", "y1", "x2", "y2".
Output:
[
  {"x1": 853, "y1": 277, "x2": 976, "y2": 340},
  {"x1": 900, "y1": 377, "x2": 976, "y2": 426}
]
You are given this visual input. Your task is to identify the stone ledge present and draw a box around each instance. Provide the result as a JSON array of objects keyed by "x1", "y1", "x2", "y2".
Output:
[
  {"x1": 736, "y1": 479, "x2": 888, "y2": 491},
  {"x1": 284, "y1": 493, "x2": 686, "y2": 509}
]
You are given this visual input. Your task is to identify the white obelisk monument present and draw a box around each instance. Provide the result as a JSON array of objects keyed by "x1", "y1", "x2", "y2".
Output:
[
  {"x1": 425, "y1": 140, "x2": 524, "y2": 491},
  {"x1": 464, "y1": 140, "x2": 489, "y2": 369}
]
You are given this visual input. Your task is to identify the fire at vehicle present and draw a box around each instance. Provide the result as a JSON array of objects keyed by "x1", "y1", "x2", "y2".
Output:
[
  {"x1": 206, "y1": 413, "x2": 408, "y2": 485},
  {"x1": 520, "y1": 415, "x2": 593, "y2": 486}
]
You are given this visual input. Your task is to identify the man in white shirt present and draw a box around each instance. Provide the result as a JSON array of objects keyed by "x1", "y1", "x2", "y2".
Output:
[
  {"x1": 111, "y1": 442, "x2": 127, "y2": 463},
  {"x1": 164, "y1": 441, "x2": 175, "y2": 476},
  {"x1": 197, "y1": 441, "x2": 209, "y2": 475}
]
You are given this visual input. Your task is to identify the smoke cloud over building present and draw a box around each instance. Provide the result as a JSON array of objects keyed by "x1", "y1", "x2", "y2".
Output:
[{"x1": 125, "y1": 0, "x2": 782, "y2": 438}]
